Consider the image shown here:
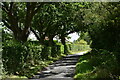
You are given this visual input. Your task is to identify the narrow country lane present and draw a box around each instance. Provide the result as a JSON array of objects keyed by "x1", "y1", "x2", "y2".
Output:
[{"x1": 30, "y1": 51, "x2": 88, "y2": 80}]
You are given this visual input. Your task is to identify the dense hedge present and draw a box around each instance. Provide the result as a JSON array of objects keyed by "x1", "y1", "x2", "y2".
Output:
[
  {"x1": 2, "y1": 40, "x2": 64, "y2": 77},
  {"x1": 2, "y1": 39, "x2": 90, "y2": 78}
]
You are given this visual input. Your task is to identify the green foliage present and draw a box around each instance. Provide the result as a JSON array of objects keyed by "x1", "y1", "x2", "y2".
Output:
[
  {"x1": 0, "y1": 50, "x2": 3, "y2": 79},
  {"x1": 68, "y1": 44, "x2": 90, "y2": 52},
  {"x1": 2, "y1": 2, "x2": 46, "y2": 42},
  {"x1": 41, "y1": 45, "x2": 51, "y2": 60},
  {"x1": 2, "y1": 40, "x2": 64, "y2": 78},
  {"x1": 76, "y1": 40, "x2": 87, "y2": 45},
  {"x1": 76, "y1": 60, "x2": 94, "y2": 74},
  {"x1": 2, "y1": 2, "x2": 120, "y2": 80},
  {"x1": 74, "y1": 49, "x2": 120, "y2": 80},
  {"x1": 76, "y1": 32, "x2": 91, "y2": 45},
  {"x1": 74, "y1": 2, "x2": 120, "y2": 80},
  {"x1": 3, "y1": 41, "x2": 41, "y2": 77},
  {"x1": 30, "y1": 2, "x2": 86, "y2": 47},
  {"x1": 83, "y1": 2, "x2": 120, "y2": 53}
]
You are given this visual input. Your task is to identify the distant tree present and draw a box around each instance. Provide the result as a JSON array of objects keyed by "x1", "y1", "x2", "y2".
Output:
[{"x1": 76, "y1": 32, "x2": 91, "y2": 45}]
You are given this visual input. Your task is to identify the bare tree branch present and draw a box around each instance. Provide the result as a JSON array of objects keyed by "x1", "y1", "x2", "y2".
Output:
[{"x1": 2, "y1": 19, "x2": 11, "y2": 29}]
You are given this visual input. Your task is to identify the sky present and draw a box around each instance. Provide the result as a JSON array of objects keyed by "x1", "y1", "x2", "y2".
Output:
[
  {"x1": 68, "y1": 32, "x2": 79, "y2": 42},
  {"x1": 28, "y1": 32, "x2": 79, "y2": 42}
]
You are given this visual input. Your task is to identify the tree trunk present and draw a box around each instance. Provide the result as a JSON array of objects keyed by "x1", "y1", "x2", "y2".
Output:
[
  {"x1": 13, "y1": 28, "x2": 30, "y2": 42},
  {"x1": 60, "y1": 35, "x2": 68, "y2": 54},
  {"x1": 49, "y1": 35, "x2": 55, "y2": 46},
  {"x1": 2, "y1": 2, "x2": 45, "y2": 43}
]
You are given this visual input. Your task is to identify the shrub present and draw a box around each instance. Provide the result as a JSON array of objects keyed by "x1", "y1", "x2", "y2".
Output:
[
  {"x1": 2, "y1": 40, "x2": 65, "y2": 78},
  {"x1": 74, "y1": 49, "x2": 120, "y2": 80},
  {"x1": 76, "y1": 60, "x2": 94, "y2": 74}
]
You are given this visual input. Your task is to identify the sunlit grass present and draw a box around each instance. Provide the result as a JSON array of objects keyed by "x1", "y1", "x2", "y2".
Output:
[
  {"x1": 69, "y1": 49, "x2": 91, "y2": 55},
  {"x1": 3, "y1": 75, "x2": 28, "y2": 79}
]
